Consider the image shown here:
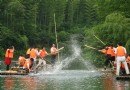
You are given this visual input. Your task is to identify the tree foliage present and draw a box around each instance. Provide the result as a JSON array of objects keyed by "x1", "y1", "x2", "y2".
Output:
[{"x1": 84, "y1": 12, "x2": 130, "y2": 66}]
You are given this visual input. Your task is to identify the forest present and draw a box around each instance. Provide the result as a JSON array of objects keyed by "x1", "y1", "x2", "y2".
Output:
[{"x1": 0, "y1": 0, "x2": 130, "y2": 66}]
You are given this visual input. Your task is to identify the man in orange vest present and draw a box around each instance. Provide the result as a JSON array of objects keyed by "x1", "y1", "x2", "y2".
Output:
[
  {"x1": 35, "y1": 47, "x2": 48, "y2": 71},
  {"x1": 99, "y1": 44, "x2": 115, "y2": 70},
  {"x1": 115, "y1": 42, "x2": 130, "y2": 76},
  {"x1": 50, "y1": 44, "x2": 58, "y2": 65},
  {"x1": 4, "y1": 46, "x2": 14, "y2": 70},
  {"x1": 30, "y1": 47, "x2": 39, "y2": 69}
]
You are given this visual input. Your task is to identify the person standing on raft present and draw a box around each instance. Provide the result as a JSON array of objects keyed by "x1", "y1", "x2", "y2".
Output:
[
  {"x1": 50, "y1": 44, "x2": 58, "y2": 65},
  {"x1": 35, "y1": 47, "x2": 49, "y2": 71},
  {"x1": 4, "y1": 46, "x2": 14, "y2": 70},
  {"x1": 115, "y1": 42, "x2": 130, "y2": 76}
]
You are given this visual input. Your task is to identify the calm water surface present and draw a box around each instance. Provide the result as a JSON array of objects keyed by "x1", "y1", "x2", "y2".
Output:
[{"x1": 0, "y1": 70, "x2": 130, "y2": 90}]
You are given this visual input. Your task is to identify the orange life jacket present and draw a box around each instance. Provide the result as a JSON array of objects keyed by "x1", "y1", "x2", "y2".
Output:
[
  {"x1": 18, "y1": 56, "x2": 26, "y2": 66},
  {"x1": 50, "y1": 47, "x2": 57, "y2": 55},
  {"x1": 23, "y1": 59, "x2": 32, "y2": 69},
  {"x1": 106, "y1": 47, "x2": 115, "y2": 56},
  {"x1": 116, "y1": 46, "x2": 126, "y2": 56},
  {"x1": 5, "y1": 49, "x2": 14, "y2": 58},
  {"x1": 30, "y1": 48, "x2": 37, "y2": 58},
  {"x1": 111, "y1": 48, "x2": 115, "y2": 56},
  {"x1": 39, "y1": 50, "x2": 47, "y2": 58}
]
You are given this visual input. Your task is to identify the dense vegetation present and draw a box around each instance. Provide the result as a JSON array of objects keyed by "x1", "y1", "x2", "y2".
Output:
[{"x1": 0, "y1": 0, "x2": 130, "y2": 66}]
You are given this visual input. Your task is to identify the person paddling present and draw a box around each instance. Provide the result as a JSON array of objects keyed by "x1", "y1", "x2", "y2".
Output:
[
  {"x1": 50, "y1": 44, "x2": 58, "y2": 66},
  {"x1": 98, "y1": 44, "x2": 115, "y2": 70},
  {"x1": 35, "y1": 47, "x2": 49, "y2": 71}
]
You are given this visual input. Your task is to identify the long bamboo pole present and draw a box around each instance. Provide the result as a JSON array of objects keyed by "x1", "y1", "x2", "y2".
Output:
[
  {"x1": 93, "y1": 34, "x2": 106, "y2": 45},
  {"x1": 84, "y1": 45, "x2": 97, "y2": 50},
  {"x1": 54, "y1": 13, "x2": 60, "y2": 63},
  {"x1": 93, "y1": 32, "x2": 115, "y2": 68}
]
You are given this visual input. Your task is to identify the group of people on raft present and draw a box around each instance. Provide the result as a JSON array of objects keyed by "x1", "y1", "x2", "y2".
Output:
[
  {"x1": 98, "y1": 42, "x2": 130, "y2": 76},
  {"x1": 3, "y1": 41, "x2": 130, "y2": 76},
  {"x1": 4, "y1": 44, "x2": 58, "y2": 73}
]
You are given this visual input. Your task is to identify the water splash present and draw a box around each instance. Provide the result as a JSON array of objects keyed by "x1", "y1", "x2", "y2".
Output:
[
  {"x1": 32, "y1": 35, "x2": 97, "y2": 76},
  {"x1": 61, "y1": 35, "x2": 96, "y2": 71}
]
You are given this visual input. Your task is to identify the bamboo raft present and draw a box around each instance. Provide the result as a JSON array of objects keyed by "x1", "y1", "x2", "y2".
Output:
[
  {"x1": 0, "y1": 64, "x2": 53, "y2": 75},
  {"x1": 0, "y1": 66, "x2": 29, "y2": 75},
  {"x1": 98, "y1": 68, "x2": 130, "y2": 80},
  {"x1": 116, "y1": 75, "x2": 130, "y2": 80},
  {"x1": 0, "y1": 70, "x2": 28, "y2": 75},
  {"x1": 97, "y1": 68, "x2": 116, "y2": 73}
]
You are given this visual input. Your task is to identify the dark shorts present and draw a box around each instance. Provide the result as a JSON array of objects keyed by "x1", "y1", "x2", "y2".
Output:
[{"x1": 111, "y1": 56, "x2": 115, "y2": 61}]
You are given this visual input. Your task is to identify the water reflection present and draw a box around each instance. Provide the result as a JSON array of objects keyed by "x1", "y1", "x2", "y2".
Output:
[
  {"x1": 20, "y1": 77, "x2": 38, "y2": 90},
  {"x1": 102, "y1": 74, "x2": 130, "y2": 90},
  {"x1": 0, "y1": 72, "x2": 130, "y2": 90},
  {"x1": 4, "y1": 77, "x2": 14, "y2": 90},
  {"x1": 114, "y1": 81, "x2": 125, "y2": 90},
  {"x1": 103, "y1": 76, "x2": 114, "y2": 90}
]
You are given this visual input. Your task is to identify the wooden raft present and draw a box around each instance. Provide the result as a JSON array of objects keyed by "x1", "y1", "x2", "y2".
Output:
[
  {"x1": 0, "y1": 70, "x2": 28, "y2": 75},
  {"x1": 116, "y1": 75, "x2": 130, "y2": 80}
]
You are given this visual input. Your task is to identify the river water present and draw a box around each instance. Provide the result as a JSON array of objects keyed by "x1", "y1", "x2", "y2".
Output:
[{"x1": 0, "y1": 35, "x2": 130, "y2": 90}]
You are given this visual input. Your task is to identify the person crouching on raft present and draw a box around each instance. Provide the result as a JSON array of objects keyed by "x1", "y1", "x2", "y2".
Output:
[
  {"x1": 126, "y1": 54, "x2": 130, "y2": 67},
  {"x1": 4, "y1": 46, "x2": 14, "y2": 70},
  {"x1": 18, "y1": 55, "x2": 26, "y2": 67},
  {"x1": 23, "y1": 58, "x2": 33, "y2": 73}
]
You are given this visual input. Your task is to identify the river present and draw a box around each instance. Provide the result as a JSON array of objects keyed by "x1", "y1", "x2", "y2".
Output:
[{"x1": 0, "y1": 35, "x2": 130, "y2": 90}]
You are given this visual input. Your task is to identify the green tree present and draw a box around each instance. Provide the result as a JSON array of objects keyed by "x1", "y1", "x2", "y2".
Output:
[
  {"x1": 73, "y1": 0, "x2": 97, "y2": 27},
  {"x1": 64, "y1": 0, "x2": 74, "y2": 30},
  {"x1": 84, "y1": 12, "x2": 130, "y2": 66}
]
